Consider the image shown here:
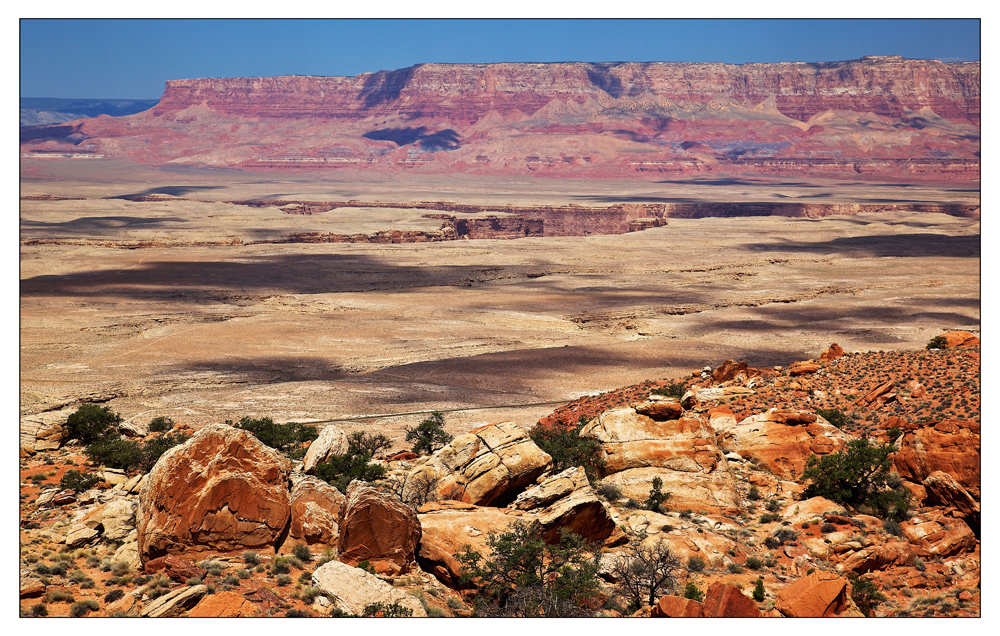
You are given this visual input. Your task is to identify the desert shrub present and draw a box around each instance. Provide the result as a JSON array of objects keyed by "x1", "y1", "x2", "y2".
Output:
[
  {"x1": 644, "y1": 477, "x2": 672, "y2": 513},
  {"x1": 81, "y1": 579, "x2": 95, "y2": 589},
  {"x1": 221, "y1": 575, "x2": 240, "y2": 586},
  {"x1": 593, "y1": 481, "x2": 622, "y2": 501},
  {"x1": 30, "y1": 603, "x2": 48, "y2": 617},
  {"x1": 66, "y1": 404, "x2": 122, "y2": 443},
  {"x1": 291, "y1": 544, "x2": 313, "y2": 563},
  {"x1": 815, "y1": 408, "x2": 852, "y2": 429},
  {"x1": 228, "y1": 416, "x2": 318, "y2": 453},
  {"x1": 148, "y1": 416, "x2": 174, "y2": 433},
  {"x1": 104, "y1": 589, "x2": 125, "y2": 603},
  {"x1": 456, "y1": 520, "x2": 600, "y2": 617},
  {"x1": 747, "y1": 485, "x2": 761, "y2": 501},
  {"x1": 447, "y1": 597, "x2": 463, "y2": 609},
  {"x1": 357, "y1": 560, "x2": 375, "y2": 574},
  {"x1": 774, "y1": 528, "x2": 797, "y2": 543},
  {"x1": 680, "y1": 510, "x2": 692, "y2": 519},
  {"x1": 140, "y1": 432, "x2": 191, "y2": 471},
  {"x1": 300, "y1": 586, "x2": 321, "y2": 604},
  {"x1": 651, "y1": 382, "x2": 686, "y2": 399},
  {"x1": 35, "y1": 564, "x2": 51, "y2": 575},
  {"x1": 759, "y1": 513, "x2": 780, "y2": 524},
  {"x1": 45, "y1": 589, "x2": 74, "y2": 603},
  {"x1": 111, "y1": 561, "x2": 130, "y2": 577},
  {"x1": 763, "y1": 536, "x2": 781, "y2": 549},
  {"x1": 242, "y1": 551, "x2": 260, "y2": 565},
  {"x1": 59, "y1": 469, "x2": 100, "y2": 493},
  {"x1": 529, "y1": 419, "x2": 606, "y2": 483},
  {"x1": 285, "y1": 608, "x2": 312, "y2": 617},
  {"x1": 686, "y1": 556, "x2": 705, "y2": 572},
  {"x1": 683, "y1": 581, "x2": 704, "y2": 602},
  {"x1": 745, "y1": 556, "x2": 763, "y2": 570},
  {"x1": 69, "y1": 600, "x2": 99, "y2": 617},
  {"x1": 887, "y1": 425, "x2": 903, "y2": 440},
  {"x1": 270, "y1": 560, "x2": 291, "y2": 576},
  {"x1": 851, "y1": 575, "x2": 886, "y2": 617},
  {"x1": 611, "y1": 538, "x2": 681, "y2": 612},
  {"x1": 276, "y1": 574, "x2": 292, "y2": 586},
  {"x1": 752, "y1": 577, "x2": 766, "y2": 602},
  {"x1": 883, "y1": 519, "x2": 904, "y2": 537},
  {"x1": 362, "y1": 602, "x2": 413, "y2": 617},
  {"x1": 765, "y1": 498, "x2": 781, "y2": 512},
  {"x1": 926, "y1": 336, "x2": 948, "y2": 350},
  {"x1": 913, "y1": 557, "x2": 926, "y2": 572},
  {"x1": 801, "y1": 437, "x2": 910, "y2": 521},
  {"x1": 84, "y1": 431, "x2": 189, "y2": 473},
  {"x1": 313, "y1": 432, "x2": 390, "y2": 492},
  {"x1": 405, "y1": 411, "x2": 453, "y2": 455},
  {"x1": 728, "y1": 563, "x2": 743, "y2": 574},
  {"x1": 186, "y1": 577, "x2": 203, "y2": 586},
  {"x1": 237, "y1": 567, "x2": 252, "y2": 579},
  {"x1": 426, "y1": 606, "x2": 447, "y2": 617},
  {"x1": 623, "y1": 498, "x2": 641, "y2": 509},
  {"x1": 820, "y1": 523, "x2": 837, "y2": 533}
]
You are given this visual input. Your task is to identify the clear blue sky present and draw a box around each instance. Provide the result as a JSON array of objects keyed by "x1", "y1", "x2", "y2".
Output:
[{"x1": 20, "y1": 19, "x2": 981, "y2": 99}]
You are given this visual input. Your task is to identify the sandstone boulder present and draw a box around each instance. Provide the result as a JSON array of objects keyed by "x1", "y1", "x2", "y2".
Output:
[
  {"x1": 894, "y1": 419, "x2": 980, "y2": 498},
  {"x1": 788, "y1": 361, "x2": 821, "y2": 376},
  {"x1": 510, "y1": 466, "x2": 589, "y2": 510},
  {"x1": 311, "y1": 560, "x2": 427, "y2": 616},
  {"x1": 922, "y1": 470, "x2": 979, "y2": 533},
  {"x1": 600, "y1": 466, "x2": 741, "y2": 516},
  {"x1": 782, "y1": 497, "x2": 846, "y2": 525},
  {"x1": 937, "y1": 330, "x2": 979, "y2": 348},
  {"x1": 712, "y1": 360, "x2": 747, "y2": 383},
  {"x1": 854, "y1": 380, "x2": 894, "y2": 407},
  {"x1": 20, "y1": 560, "x2": 44, "y2": 598},
  {"x1": 634, "y1": 400, "x2": 684, "y2": 421},
  {"x1": 652, "y1": 595, "x2": 703, "y2": 617},
  {"x1": 302, "y1": 425, "x2": 349, "y2": 473},
  {"x1": 101, "y1": 497, "x2": 139, "y2": 541},
  {"x1": 838, "y1": 542, "x2": 917, "y2": 574},
  {"x1": 717, "y1": 408, "x2": 849, "y2": 480},
  {"x1": 417, "y1": 501, "x2": 518, "y2": 586},
  {"x1": 775, "y1": 571, "x2": 849, "y2": 617},
  {"x1": 118, "y1": 420, "x2": 149, "y2": 438},
  {"x1": 901, "y1": 511, "x2": 977, "y2": 558},
  {"x1": 140, "y1": 584, "x2": 207, "y2": 618},
  {"x1": 143, "y1": 555, "x2": 206, "y2": 583},
  {"x1": 19, "y1": 408, "x2": 72, "y2": 452},
  {"x1": 114, "y1": 540, "x2": 141, "y2": 571},
  {"x1": 533, "y1": 486, "x2": 616, "y2": 544},
  {"x1": 819, "y1": 343, "x2": 844, "y2": 361},
  {"x1": 137, "y1": 424, "x2": 292, "y2": 562},
  {"x1": 283, "y1": 473, "x2": 345, "y2": 551},
  {"x1": 188, "y1": 590, "x2": 258, "y2": 617},
  {"x1": 337, "y1": 481, "x2": 421, "y2": 576},
  {"x1": 702, "y1": 582, "x2": 761, "y2": 617},
  {"x1": 404, "y1": 421, "x2": 551, "y2": 506}
]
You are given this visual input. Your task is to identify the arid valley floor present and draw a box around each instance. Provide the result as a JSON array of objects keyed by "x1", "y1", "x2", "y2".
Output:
[{"x1": 21, "y1": 160, "x2": 979, "y2": 442}]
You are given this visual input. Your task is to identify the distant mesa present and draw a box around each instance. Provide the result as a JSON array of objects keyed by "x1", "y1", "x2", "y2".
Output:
[{"x1": 19, "y1": 58, "x2": 980, "y2": 183}]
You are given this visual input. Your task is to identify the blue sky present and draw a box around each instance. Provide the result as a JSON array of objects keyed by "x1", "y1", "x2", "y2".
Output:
[{"x1": 20, "y1": 18, "x2": 981, "y2": 99}]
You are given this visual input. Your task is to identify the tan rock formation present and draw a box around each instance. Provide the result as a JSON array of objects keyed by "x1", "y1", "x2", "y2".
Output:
[
  {"x1": 717, "y1": 408, "x2": 849, "y2": 480},
  {"x1": 137, "y1": 424, "x2": 292, "y2": 561},
  {"x1": 533, "y1": 486, "x2": 616, "y2": 544},
  {"x1": 405, "y1": 421, "x2": 551, "y2": 506},
  {"x1": 188, "y1": 591, "x2": 258, "y2": 617},
  {"x1": 819, "y1": 343, "x2": 844, "y2": 361},
  {"x1": 311, "y1": 560, "x2": 427, "y2": 616},
  {"x1": 283, "y1": 473, "x2": 345, "y2": 551},
  {"x1": 895, "y1": 419, "x2": 980, "y2": 497},
  {"x1": 337, "y1": 481, "x2": 421, "y2": 576},
  {"x1": 416, "y1": 501, "x2": 518, "y2": 586},
  {"x1": 901, "y1": 510, "x2": 977, "y2": 557},
  {"x1": 302, "y1": 425, "x2": 349, "y2": 474}
]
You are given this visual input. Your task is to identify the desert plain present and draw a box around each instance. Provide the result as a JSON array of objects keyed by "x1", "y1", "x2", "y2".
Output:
[{"x1": 20, "y1": 158, "x2": 980, "y2": 445}]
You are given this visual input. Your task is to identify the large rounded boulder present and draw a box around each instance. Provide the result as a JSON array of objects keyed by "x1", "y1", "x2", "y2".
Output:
[
  {"x1": 337, "y1": 481, "x2": 422, "y2": 576},
  {"x1": 137, "y1": 424, "x2": 292, "y2": 562}
]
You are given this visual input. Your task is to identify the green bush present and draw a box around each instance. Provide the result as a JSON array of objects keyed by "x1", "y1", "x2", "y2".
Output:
[
  {"x1": 84, "y1": 431, "x2": 190, "y2": 473},
  {"x1": 69, "y1": 600, "x2": 99, "y2": 617},
  {"x1": 596, "y1": 481, "x2": 623, "y2": 501},
  {"x1": 66, "y1": 404, "x2": 122, "y2": 443},
  {"x1": 644, "y1": 477, "x2": 671, "y2": 513},
  {"x1": 801, "y1": 438, "x2": 910, "y2": 521},
  {"x1": 650, "y1": 382, "x2": 686, "y2": 399},
  {"x1": 759, "y1": 513, "x2": 780, "y2": 524},
  {"x1": 815, "y1": 408, "x2": 851, "y2": 429},
  {"x1": 456, "y1": 520, "x2": 600, "y2": 617},
  {"x1": 682, "y1": 581, "x2": 704, "y2": 602},
  {"x1": 926, "y1": 336, "x2": 948, "y2": 350},
  {"x1": 752, "y1": 577, "x2": 765, "y2": 602},
  {"x1": 747, "y1": 485, "x2": 761, "y2": 501},
  {"x1": 686, "y1": 556, "x2": 705, "y2": 572},
  {"x1": 148, "y1": 416, "x2": 174, "y2": 433},
  {"x1": 820, "y1": 523, "x2": 837, "y2": 533},
  {"x1": 291, "y1": 544, "x2": 312, "y2": 563},
  {"x1": 285, "y1": 608, "x2": 312, "y2": 617},
  {"x1": 104, "y1": 589, "x2": 125, "y2": 603},
  {"x1": 276, "y1": 574, "x2": 292, "y2": 586},
  {"x1": 529, "y1": 419, "x2": 606, "y2": 483},
  {"x1": 242, "y1": 551, "x2": 260, "y2": 566},
  {"x1": 30, "y1": 603, "x2": 47, "y2": 617},
  {"x1": 745, "y1": 556, "x2": 763, "y2": 570},
  {"x1": 913, "y1": 557, "x2": 926, "y2": 572},
  {"x1": 228, "y1": 416, "x2": 318, "y2": 452},
  {"x1": 59, "y1": 469, "x2": 100, "y2": 493},
  {"x1": 728, "y1": 563, "x2": 743, "y2": 574},
  {"x1": 313, "y1": 432, "x2": 390, "y2": 492},
  {"x1": 883, "y1": 519, "x2": 904, "y2": 537},
  {"x1": 851, "y1": 575, "x2": 886, "y2": 616},
  {"x1": 186, "y1": 577, "x2": 203, "y2": 586},
  {"x1": 362, "y1": 602, "x2": 413, "y2": 617},
  {"x1": 405, "y1": 411, "x2": 453, "y2": 455},
  {"x1": 45, "y1": 589, "x2": 74, "y2": 603}
]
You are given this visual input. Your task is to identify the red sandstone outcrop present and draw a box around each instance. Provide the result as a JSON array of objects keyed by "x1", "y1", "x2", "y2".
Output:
[
  {"x1": 788, "y1": 361, "x2": 821, "y2": 376},
  {"x1": 775, "y1": 571, "x2": 849, "y2": 617},
  {"x1": 894, "y1": 419, "x2": 980, "y2": 497},
  {"x1": 922, "y1": 471, "x2": 979, "y2": 530},
  {"x1": 819, "y1": 343, "x2": 844, "y2": 362},
  {"x1": 416, "y1": 501, "x2": 518, "y2": 587},
  {"x1": 717, "y1": 409, "x2": 849, "y2": 480},
  {"x1": 136, "y1": 426, "x2": 292, "y2": 562},
  {"x1": 900, "y1": 510, "x2": 977, "y2": 557},
  {"x1": 581, "y1": 408, "x2": 741, "y2": 514},
  {"x1": 282, "y1": 473, "x2": 345, "y2": 551},
  {"x1": 652, "y1": 595, "x2": 703, "y2": 617},
  {"x1": 142, "y1": 555, "x2": 205, "y2": 583},
  {"x1": 702, "y1": 582, "x2": 762, "y2": 617},
  {"x1": 404, "y1": 421, "x2": 552, "y2": 506},
  {"x1": 712, "y1": 360, "x2": 748, "y2": 383},
  {"x1": 937, "y1": 330, "x2": 980, "y2": 348},
  {"x1": 188, "y1": 591, "x2": 258, "y2": 617},
  {"x1": 336, "y1": 481, "x2": 421, "y2": 576}
]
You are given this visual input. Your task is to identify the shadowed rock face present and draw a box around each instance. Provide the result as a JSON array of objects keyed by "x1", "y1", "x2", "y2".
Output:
[
  {"x1": 137, "y1": 425, "x2": 292, "y2": 562},
  {"x1": 21, "y1": 58, "x2": 979, "y2": 182}
]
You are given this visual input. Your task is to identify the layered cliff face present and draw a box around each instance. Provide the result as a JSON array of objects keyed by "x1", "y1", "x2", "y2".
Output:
[{"x1": 20, "y1": 57, "x2": 980, "y2": 182}]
